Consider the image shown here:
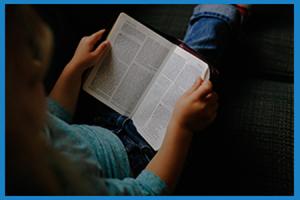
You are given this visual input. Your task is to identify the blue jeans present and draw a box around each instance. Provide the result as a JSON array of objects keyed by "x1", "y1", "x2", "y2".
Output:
[
  {"x1": 94, "y1": 4, "x2": 241, "y2": 177},
  {"x1": 184, "y1": 5, "x2": 241, "y2": 65},
  {"x1": 93, "y1": 110, "x2": 155, "y2": 177}
]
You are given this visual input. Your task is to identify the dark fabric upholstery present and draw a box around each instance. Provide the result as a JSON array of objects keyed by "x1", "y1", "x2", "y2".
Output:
[
  {"x1": 130, "y1": 5, "x2": 294, "y2": 195},
  {"x1": 238, "y1": 5, "x2": 294, "y2": 82}
]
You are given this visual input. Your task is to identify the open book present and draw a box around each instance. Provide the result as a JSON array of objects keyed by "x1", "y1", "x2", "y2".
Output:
[{"x1": 83, "y1": 13, "x2": 211, "y2": 150}]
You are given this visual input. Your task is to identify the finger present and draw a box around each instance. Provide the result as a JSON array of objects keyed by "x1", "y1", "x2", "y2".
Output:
[
  {"x1": 192, "y1": 77, "x2": 204, "y2": 92},
  {"x1": 88, "y1": 29, "x2": 106, "y2": 44},
  {"x1": 185, "y1": 77, "x2": 203, "y2": 95},
  {"x1": 192, "y1": 80, "x2": 213, "y2": 99},
  {"x1": 93, "y1": 40, "x2": 110, "y2": 57},
  {"x1": 210, "y1": 112, "x2": 218, "y2": 123},
  {"x1": 207, "y1": 99, "x2": 219, "y2": 116},
  {"x1": 208, "y1": 101, "x2": 219, "y2": 112},
  {"x1": 205, "y1": 91, "x2": 218, "y2": 102}
]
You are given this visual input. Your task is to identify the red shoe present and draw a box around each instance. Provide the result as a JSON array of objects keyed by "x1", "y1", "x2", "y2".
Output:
[{"x1": 234, "y1": 4, "x2": 252, "y2": 24}]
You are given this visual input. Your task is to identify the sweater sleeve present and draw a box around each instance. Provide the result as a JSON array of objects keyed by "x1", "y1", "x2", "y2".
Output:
[
  {"x1": 103, "y1": 170, "x2": 169, "y2": 195},
  {"x1": 47, "y1": 98, "x2": 72, "y2": 123}
]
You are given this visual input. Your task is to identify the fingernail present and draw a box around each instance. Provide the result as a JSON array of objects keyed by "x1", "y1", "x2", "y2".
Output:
[
  {"x1": 197, "y1": 77, "x2": 203, "y2": 83},
  {"x1": 105, "y1": 40, "x2": 111, "y2": 46}
]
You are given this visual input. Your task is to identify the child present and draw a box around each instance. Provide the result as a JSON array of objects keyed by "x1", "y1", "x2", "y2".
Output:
[{"x1": 6, "y1": 4, "x2": 245, "y2": 195}]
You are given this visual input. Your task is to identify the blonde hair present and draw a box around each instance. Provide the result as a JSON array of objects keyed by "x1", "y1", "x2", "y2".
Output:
[{"x1": 6, "y1": 5, "x2": 98, "y2": 195}]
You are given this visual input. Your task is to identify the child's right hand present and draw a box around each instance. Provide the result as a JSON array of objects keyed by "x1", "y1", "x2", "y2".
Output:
[
  {"x1": 169, "y1": 77, "x2": 218, "y2": 135},
  {"x1": 147, "y1": 78, "x2": 218, "y2": 188}
]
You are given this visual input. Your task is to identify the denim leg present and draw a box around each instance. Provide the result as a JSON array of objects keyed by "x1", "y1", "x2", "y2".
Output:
[
  {"x1": 183, "y1": 5, "x2": 241, "y2": 65},
  {"x1": 93, "y1": 108, "x2": 155, "y2": 177},
  {"x1": 115, "y1": 117, "x2": 156, "y2": 177},
  {"x1": 92, "y1": 104, "x2": 122, "y2": 132}
]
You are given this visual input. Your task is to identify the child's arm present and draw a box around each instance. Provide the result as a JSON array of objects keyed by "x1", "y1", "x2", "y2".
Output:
[
  {"x1": 49, "y1": 29, "x2": 110, "y2": 116},
  {"x1": 146, "y1": 78, "x2": 218, "y2": 191}
]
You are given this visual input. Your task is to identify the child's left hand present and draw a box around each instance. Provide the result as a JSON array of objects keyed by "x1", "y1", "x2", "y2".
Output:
[
  {"x1": 66, "y1": 29, "x2": 110, "y2": 75},
  {"x1": 49, "y1": 29, "x2": 110, "y2": 114}
]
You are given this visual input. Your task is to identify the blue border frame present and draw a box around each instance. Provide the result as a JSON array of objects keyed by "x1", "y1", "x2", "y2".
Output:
[
  {"x1": 1, "y1": 0, "x2": 5, "y2": 199},
  {"x1": 294, "y1": 1, "x2": 298, "y2": 199},
  {"x1": 0, "y1": 0, "x2": 296, "y2": 3},
  {"x1": 0, "y1": 0, "x2": 298, "y2": 199}
]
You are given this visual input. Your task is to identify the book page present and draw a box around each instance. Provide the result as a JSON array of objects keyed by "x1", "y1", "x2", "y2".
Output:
[
  {"x1": 132, "y1": 46, "x2": 209, "y2": 150},
  {"x1": 83, "y1": 13, "x2": 174, "y2": 116}
]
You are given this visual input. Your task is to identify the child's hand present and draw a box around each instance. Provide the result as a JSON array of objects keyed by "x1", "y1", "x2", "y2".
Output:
[
  {"x1": 169, "y1": 78, "x2": 218, "y2": 134},
  {"x1": 66, "y1": 29, "x2": 110, "y2": 75}
]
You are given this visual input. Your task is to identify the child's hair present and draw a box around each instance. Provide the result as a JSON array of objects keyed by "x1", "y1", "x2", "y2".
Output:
[
  {"x1": 6, "y1": 5, "x2": 56, "y2": 195},
  {"x1": 6, "y1": 5, "x2": 99, "y2": 195}
]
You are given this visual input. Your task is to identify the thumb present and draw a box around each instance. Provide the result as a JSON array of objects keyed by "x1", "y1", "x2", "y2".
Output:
[
  {"x1": 185, "y1": 77, "x2": 203, "y2": 95},
  {"x1": 192, "y1": 80, "x2": 213, "y2": 99}
]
